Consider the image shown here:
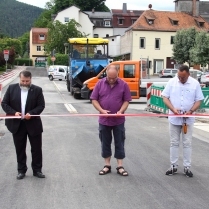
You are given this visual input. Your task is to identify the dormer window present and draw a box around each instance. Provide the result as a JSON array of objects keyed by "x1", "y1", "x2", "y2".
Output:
[
  {"x1": 39, "y1": 34, "x2": 45, "y2": 40},
  {"x1": 173, "y1": 20, "x2": 178, "y2": 25},
  {"x1": 144, "y1": 16, "x2": 155, "y2": 25},
  {"x1": 118, "y1": 17, "x2": 124, "y2": 25},
  {"x1": 104, "y1": 19, "x2": 111, "y2": 27},
  {"x1": 195, "y1": 19, "x2": 205, "y2": 27},
  {"x1": 131, "y1": 18, "x2": 137, "y2": 24},
  {"x1": 169, "y1": 18, "x2": 179, "y2": 26}
]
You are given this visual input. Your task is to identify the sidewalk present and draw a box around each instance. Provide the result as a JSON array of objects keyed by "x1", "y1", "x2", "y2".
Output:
[
  {"x1": 0, "y1": 66, "x2": 26, "y2": 87},
  {"x1": 194, "y1": 112, "x2": 209, "y2": 139}
]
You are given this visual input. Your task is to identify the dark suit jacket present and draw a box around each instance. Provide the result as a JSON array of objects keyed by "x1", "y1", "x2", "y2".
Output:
[{"x1": 1, "y1": 83, "x2": 45, "y2": 136}]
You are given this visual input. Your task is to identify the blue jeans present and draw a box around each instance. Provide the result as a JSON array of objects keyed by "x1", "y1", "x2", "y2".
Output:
[{"x1": 99, "y1": 123, "x2": 126, "y2": 159}]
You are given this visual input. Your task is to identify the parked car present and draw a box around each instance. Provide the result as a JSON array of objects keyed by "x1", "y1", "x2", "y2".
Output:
[
  {"x1": 158, "y1": 69, "x2": 178, "y2": 78},
  {"x1": 200, "y1": 72, "x2": 209, "y2": 87},
  {"x1": 47, "y1": 65, "x2": 68, "y2": 81},
  {"x1": 189, "y1": 69, "x2": 204, "y2": 82}
]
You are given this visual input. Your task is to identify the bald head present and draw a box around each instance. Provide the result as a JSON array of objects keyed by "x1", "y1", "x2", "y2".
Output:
[{"x1": 106, "y1": 65, "x2": 119, "y2": 85}]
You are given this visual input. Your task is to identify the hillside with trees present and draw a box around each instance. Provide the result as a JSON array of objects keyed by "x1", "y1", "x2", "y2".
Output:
[{"x1": 0, "y1": 0, "x2": 43, "y2": 38}]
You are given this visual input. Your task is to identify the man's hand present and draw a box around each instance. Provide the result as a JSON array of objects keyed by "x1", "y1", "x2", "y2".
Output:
[
  {"x1": 24, "y1": 113, "x2": 31, "y2": 120},
  {"x1": 100, "y1": 110, "x2": 111, "y2": 114},
  {"x1": 116, "y1": 111, "x2": 122, "y2": 115},
  {"x1": 15, "y1": 112, "x2": 21, "y2": 116},
  {"x1": 184, "y1": 110, "x2": 193, "y2": 115},
  {"x1": 172, "y1": 108, "x2": 180, "y2": 115}
]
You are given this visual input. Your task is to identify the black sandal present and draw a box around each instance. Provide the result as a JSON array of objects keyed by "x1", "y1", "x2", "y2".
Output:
[
  {"x1": 99, "y1": 165, "x2": 111, "y2": 175},
  {"x1": 116, "y1": 166, "x2": 128, "y2": 176}
]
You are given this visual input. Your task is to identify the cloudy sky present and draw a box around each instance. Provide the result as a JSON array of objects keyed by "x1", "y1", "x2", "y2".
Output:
[{"x1": 17, "y1": 0, "x2": 175, "y2": 10}]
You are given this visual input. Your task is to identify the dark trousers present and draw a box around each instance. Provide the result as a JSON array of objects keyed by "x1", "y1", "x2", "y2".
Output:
[
  {"x1": 99, "y1": 123, "x2": 125, "y2": 159},
  {"x1": 12, "y1": 120, "x2": 42, "y2": 173}
]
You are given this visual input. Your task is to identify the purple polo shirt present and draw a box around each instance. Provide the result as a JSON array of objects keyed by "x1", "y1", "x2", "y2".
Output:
[{"x1": 90, "y1": 77, "x2": 132, "y2": 126}]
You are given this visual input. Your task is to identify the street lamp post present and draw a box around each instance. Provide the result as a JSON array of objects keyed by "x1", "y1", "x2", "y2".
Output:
[{"x1": 64, "y1": 43, "x2": 68, "y2": 55}]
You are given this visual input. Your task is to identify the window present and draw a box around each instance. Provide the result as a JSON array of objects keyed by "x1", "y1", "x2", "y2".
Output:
[
  {"x1": 155, "y1": 38, "x2": 160, "y2": 49},
  {"x1": 94, "y1": 34, "x2": 99, "y2": 38},
  {"x1": 65, "y1": 17, "x2": 69, "y2": 22},
  {"x1": 132, "y1": 19, "x2": 137, "y2": 24},
  {"x1": 124, "y1": 65, "x2": 135, "y2": 78},
  {"x1": 199, "y1": 22, "x2": 204, "y2": 27},
  {"x1": 39, "y1": 34, "x2": 45, "y2": 40},
  {"x1": 118, "y1": 19, "x2": 124, "y2": 25},
  {"x1": 37, "y1": 46, "x2": 41, "y2": 51},
  {"x1": 104, "y1": 20, "x2": 111, "y2": 26},
  {"x1": 170, "y1": 36, "x2": 175, "y2": 44},
  {"x1": 173, "y1": 20, "x2": 178, "y2": 25},
  {"x1": 139, "y1": 37, "x2": 145, "y2": 49},
  {"x1": 59, "y1": 68, "x2": 65, "y2": 73}
]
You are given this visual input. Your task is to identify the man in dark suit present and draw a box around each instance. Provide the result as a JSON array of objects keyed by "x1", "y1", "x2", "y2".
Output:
[{"x1": 1, "y1": 70, "x2": 45, "y2": 180}]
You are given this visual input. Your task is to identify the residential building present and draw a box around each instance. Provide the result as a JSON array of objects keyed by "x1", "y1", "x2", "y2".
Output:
[
  {"x1": 112, "y1": 3, "x2": 144, "y2": 36},
  {"x1": 175, "y1": 0, "x2": 209, "y2": 22},
  {"x1": 54, "y1": 5, "x2": 94, "y2": 37},
  {"x1": 29, "y1": 28, "x2": 48, "y2": 66},
  {"x1": 105, "y1": 35, "x2": 121, "y2": 58},
  {"x1": 120, "y1": 6, "x2": 209, "y2": 75},
  {"x1": 84, "y1": 10, "x2": 113, "y2": 38}
]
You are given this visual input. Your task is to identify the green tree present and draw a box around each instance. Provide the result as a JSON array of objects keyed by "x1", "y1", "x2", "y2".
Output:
[
  {"x1": 0, "y1": 38, "x2": 22, "y2": 56},
  {"x1": 45, "y1": 20, "x2": 85, "y2": 54},
  {"x1": 18, "y1": 32, "x2": 30, "y2": 57},
  {"x1": 54, "y1": 0, "x2": 109, "y2": 13},
  {"x1": 172, "y1": 28, "x2": 197, "y2": 66},
  {"x1": 190, "y1": 31, "x2": 209, "y2": 67}
]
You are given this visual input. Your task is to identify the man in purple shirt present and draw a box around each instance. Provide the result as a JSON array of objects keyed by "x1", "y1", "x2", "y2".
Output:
[{"x1": 91, "y1": 65, "x2": 132, "y2": 176}]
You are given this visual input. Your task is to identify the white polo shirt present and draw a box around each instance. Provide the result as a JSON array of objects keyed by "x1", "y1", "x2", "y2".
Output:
[{"x1": 161, "y1": 76, "x2": 204, "y2": 125}]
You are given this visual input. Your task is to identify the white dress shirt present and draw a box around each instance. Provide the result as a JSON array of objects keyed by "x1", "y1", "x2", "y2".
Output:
[
  {"x1": 161, "y1": 76, "x2": 204, "y2": 125},
  {"x1": 21, "y1": 88, "x2": 29, "y2": 119}
]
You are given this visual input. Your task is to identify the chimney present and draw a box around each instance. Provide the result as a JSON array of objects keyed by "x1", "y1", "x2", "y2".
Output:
[
  {"x1": 192, "y1": 0, "x2": 196, "y2": 16},
  {"x1": 92, "y1": 8, "x2": 95, "y2": 13},
  {"x1": 123, "y1": 3, "x2": 127, "y2": 13}
]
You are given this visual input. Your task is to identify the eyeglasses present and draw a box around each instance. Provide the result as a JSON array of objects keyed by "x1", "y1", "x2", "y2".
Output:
[{"x1": 178, "y1": 75, "x2": 188, "y2": 82}]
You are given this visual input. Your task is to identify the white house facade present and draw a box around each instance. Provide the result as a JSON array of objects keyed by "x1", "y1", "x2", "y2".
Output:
[{"x1": 54, "y1": 6, "x2": 94, "y2": 37}]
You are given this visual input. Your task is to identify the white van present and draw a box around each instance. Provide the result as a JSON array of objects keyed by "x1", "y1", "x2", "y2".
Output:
[{"x1": 48, "y1": 65, "x2": 68, "y2": 81}]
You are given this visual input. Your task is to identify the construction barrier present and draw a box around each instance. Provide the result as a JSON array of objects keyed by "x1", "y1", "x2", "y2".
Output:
[
  {"x1": 146, "y1": 83, "x2": 152, "y2": 106},
  {"x1": 200, "y1": 87, "x2": 209, "y2": 110},
  {"x1": 148, "y1": 85, "x2": 209, "y2": 113},
  {"x1": 149, "y1": 85, "x2": 168, "y2": 113}
]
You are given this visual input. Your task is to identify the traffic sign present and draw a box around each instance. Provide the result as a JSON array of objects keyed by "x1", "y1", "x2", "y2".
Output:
[
  {"x1": 4, "y1": 50, "x2": 9, "y2": 61},
  {"x1": 51, "y1": 56, "x2": 56, "y2": 62}
]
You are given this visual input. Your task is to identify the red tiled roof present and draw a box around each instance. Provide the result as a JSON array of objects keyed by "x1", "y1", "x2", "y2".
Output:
[
  {"x1": 130, "y1": 10, "x2": 209, "y2": 32},
  {"x1": 31, "y1": 28, "x2": 48, "y2": 33}
]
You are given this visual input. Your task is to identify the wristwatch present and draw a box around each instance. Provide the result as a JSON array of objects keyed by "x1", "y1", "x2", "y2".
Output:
[{"x1": 189, "y1": 109, "x2": 194, "y2": 113}]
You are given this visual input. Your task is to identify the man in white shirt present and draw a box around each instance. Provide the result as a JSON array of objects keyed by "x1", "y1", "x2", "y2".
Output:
[{"x1": 161, "y1": 65, "x2": 204, "y2": 177}]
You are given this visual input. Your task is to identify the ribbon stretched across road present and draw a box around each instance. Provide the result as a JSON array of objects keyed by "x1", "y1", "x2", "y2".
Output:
[{"x1": 1, "y1": 113, "x2": 209, "y2": 119}]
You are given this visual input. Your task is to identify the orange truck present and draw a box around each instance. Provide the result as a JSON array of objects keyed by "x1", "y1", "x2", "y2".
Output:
[{"x1": 81, "y1": 60, "x2": 147, "y2": 99}]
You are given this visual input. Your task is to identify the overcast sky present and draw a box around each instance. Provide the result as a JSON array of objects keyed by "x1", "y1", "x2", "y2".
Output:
[
  {"x1": 17, "y1": 0, "x2": 176, "y2": 10},
  {"x1": 17, "y1": 0, "x2": 209, "y2": 11}
]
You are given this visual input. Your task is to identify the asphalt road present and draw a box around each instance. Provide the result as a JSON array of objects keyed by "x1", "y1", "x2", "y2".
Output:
[{"x1": 0, "y1": 67, "x2": 209, "y2": 209}]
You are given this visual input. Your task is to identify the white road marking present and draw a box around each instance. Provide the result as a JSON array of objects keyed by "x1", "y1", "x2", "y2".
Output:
[
  {"x1": 64, "y1": 103, "x2": 78, "y2": 113},
  {"x1": 53, "y1": 81, "x2": 61, "y2": 91}
]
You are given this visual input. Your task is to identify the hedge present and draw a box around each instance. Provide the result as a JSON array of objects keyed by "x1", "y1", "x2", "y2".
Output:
[{"x1": 14, "y1": 58, "x2": 33, "y2": 66}]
